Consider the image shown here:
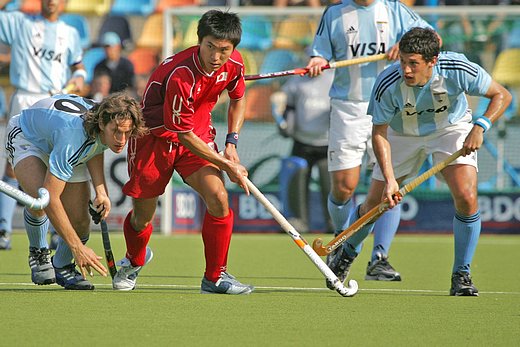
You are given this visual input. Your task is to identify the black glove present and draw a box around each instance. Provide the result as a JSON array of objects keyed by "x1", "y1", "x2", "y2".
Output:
[{"x1": 88, "y1": 200, "x2": 105, "y2": 225}]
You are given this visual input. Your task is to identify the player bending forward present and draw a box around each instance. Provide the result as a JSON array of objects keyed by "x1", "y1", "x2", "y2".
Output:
[
  {"x1": 113, "y1": 10, "x2": 254, "y2": 295},
  {"x1": 332, "y1": 27, "x2": 511, "y2": 296},
  {"x1": 5, "y1": 93, "x2": 147, "y2": 289}
]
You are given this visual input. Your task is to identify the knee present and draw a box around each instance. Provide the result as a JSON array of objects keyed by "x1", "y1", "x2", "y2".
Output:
[
  {"x1": 26, "y1": 207, "x2": 46, "y2": 219},
  {"x1": 454, "y1": 189, "x2": 479, "y2": 215},
  {"x1": 331, "y1": 185, "x2": 355, "y2": 202},
  {"x1": 204, "y1": 190, "x2": 229, "y2": 217}
]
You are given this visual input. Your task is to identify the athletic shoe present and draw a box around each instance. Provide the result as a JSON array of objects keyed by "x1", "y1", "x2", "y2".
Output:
[
  {"x1": 201, "y1": 272, "x2": 254, "y2": 295},
  {"x1": 365, "y1": 252, "x2": 402, "y2": 281},
  {"x1": 450, "y1": 271, "x2": 479, "y2": 296},
  {"x1": 221, "y1": 271, "x2": 255, "y2": 291},
  {"x1": 0, "y1": 230, "x2": 11, "y2": 250},
  {"x1": 112, "y1": 247, "x2": 154, "y2": 291},
  {"x1": 54, "y1": 262, "x2": 95, "y2": 290},
  {"x1": 325, "y1": 247, "x2": 356, "y2": 290},
  {"x1": 28, "y1": 247, "x2": 56, "y2": 285}
]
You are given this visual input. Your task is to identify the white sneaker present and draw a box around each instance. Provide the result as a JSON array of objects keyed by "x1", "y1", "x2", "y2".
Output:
[{"x1": 112, "y1": 247, "x2": 153, "y2": 291}]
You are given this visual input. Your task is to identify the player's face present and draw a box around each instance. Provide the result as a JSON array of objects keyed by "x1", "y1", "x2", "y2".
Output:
[
  {"x1": 99, "y1": 119, "x2": 134, "y2": 154},
  {"x1": 198, "y1": 36, "x2": 235, "y2": 73},
  {"x1": 41, "y1": 0, "x2": 63, "y2": 17},
  {"x1": 353, "y1": 0, "x2": 376, "y2": 6},
  {"x1": 400, "y1": 53, "x2": 437, "y2": 87}
]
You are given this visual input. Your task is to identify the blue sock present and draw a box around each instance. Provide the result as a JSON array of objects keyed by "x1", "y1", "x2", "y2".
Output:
[
  {"x1": 327, "y1": 194, "x2": 353, "y2": 235},
  {"x1": 24, "y1": 209, "x2": 50, "y2": 249},
  {"x1": 53, "y1": 236, "x2": 89, "y2": 268},
  {"x1": 0, "y1": 175, "x2": 18, "y2": 234},
  {"x1": 453, "y1": 211, "x2": 481, "y2": 274},
  {"x1": 343, "y1": 205, "x2": 376, "y2": 258},
  {"x1": 371, "y1": 205, "x2": 401, "y2": 261}
]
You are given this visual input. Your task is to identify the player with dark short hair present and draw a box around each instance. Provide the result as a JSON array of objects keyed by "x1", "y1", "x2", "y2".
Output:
[
  {"x1": 337, "y1": 27, "x2": 512, "y2": 296},
  {"x1": 113, "y1": 9, "x2": 254, "y2": 294}
]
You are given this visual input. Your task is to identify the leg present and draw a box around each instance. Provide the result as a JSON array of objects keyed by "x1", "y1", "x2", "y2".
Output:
[
  {"x1": 325, "y1": 178, "x2": 385, "y2": 289},
  {"x1": 316, "y1": 158, "x2": 333, "y2": 233},
  {"x1": 185, "y1": 165, "x2": 252, "y2": 295},
  {"x1": 14, "y1": 157, "x2": 54, "y2": 285},
  {"x1": 327, "y1": 166, "x2": 360, "y2": 234},
  {"x1": 51, "y1": 181, "x2": 95, "y2": 290},
  {"x1": 0, "y1": 161, "x2": 19, "y2": 249},
  {"x1": 442, "y1": 164, "x2": 480, "y2": 296},
  {"x1": 112, "y1": 196, "x2": 157, "y2": 291},
  {"x1": 366, "y1": 205, "x2": 402, "y2": 281},
  {"x1": 185, "y1": 165, "x2": 231, "y2": 280},
  {"x1": 126, "y1": 196, "x2": 158, "y2": 266},
  {"x1": 52, "y1": 181, "x2": 91, "y2": 268}
]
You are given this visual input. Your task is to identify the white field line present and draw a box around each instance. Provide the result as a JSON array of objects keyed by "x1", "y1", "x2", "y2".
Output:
[{"x1": 1, "y1": 282, "x2": 519, "y2": 295}]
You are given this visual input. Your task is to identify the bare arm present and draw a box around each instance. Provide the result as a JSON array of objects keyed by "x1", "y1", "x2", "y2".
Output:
[
  {"x1": 177, "y1": 131, "x2": 250, "y2": 195},
  {"x1": 43, "y1": 172, "x2": 107, "y2": 278},
  {"x1": 224, "y1": 97, "x2": 246, "y2": 163},
  {"x1": 463, "y1": 80, "x2": 512, "y2": 155},
  {"x1": 86, "y1": 153, "x2": 111, "y2": 219},
  {"x1": 372, "y1": 124, "x2": 401, "y2": 208}
]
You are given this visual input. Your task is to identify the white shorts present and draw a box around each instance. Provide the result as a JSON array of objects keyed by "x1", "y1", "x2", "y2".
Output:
[
  {"x1": 372, "y1": 111, "x2": 478, "y2": 183},
  {"x1": 9, "y1": 89, "x2": 49, "y2": 117},
  {"x1": 328, "y1": 99, "x2": 375, "y2": 172},
  {"x1": 6, "y1": 116, "x2": 90, "y2": 183}
]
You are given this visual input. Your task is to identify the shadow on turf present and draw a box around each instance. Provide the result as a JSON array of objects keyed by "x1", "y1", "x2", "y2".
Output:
[{"x1": 139, "y1": 274, "x2": 320, "y2": 281}]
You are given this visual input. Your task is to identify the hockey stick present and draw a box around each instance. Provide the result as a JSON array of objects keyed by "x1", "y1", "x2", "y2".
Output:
[
  {"x1": 245, "y1": 177, "x2": 358, "y2": 297},
  {"x1": 0, "y1": 181, "x2": 50, "y2": 210},
  {"x1": 100, "y1": 220, "x2": 117, "y2": 279},
  {"x1": 245, "y1": 54, "x2": 386, "y2": 81},
  {"x1": 312, "y1": 149, "x2": 465, "y2": 256}
]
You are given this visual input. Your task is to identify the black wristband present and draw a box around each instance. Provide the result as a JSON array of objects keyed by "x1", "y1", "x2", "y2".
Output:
[{"x1": 225, "y1": 132, "x2": 239, "y2": 147}]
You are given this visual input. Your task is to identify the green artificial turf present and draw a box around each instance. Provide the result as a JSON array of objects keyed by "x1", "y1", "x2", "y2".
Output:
[{"x1": 0, "y1": 232, "x2": 519, "y2": 346}]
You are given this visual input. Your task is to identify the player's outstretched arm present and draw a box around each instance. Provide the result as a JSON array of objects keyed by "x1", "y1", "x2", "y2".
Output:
[{"x1": 43, "y1": 174, "x2": 108, "y2": 278}]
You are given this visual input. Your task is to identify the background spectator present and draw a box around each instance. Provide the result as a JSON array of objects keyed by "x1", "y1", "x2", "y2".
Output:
[{"x1": 94, "y1": 31, "x2": 135, "y2": 94}]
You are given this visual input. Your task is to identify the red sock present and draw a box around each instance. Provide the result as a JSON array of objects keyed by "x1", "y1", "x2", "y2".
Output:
[
  {"x1": 202, "y1": 208, "x2": 234, "y2": 282},
  {"x1": 123, "y1": 211, "x2": 153, "y2": 266}
]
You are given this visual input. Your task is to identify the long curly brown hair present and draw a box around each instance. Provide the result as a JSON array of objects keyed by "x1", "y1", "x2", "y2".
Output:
[{"x1": 83, "y1": 92, "x2": 148, "y2": 139}]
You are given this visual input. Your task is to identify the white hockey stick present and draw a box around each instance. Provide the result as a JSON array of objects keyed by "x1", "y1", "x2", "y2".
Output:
[
  {"x1": 0, "y1": 181, "x2": 50, "y2": 210},
  {"x1": 245, "y1": 177, "x2": 358, "y2": 297}
]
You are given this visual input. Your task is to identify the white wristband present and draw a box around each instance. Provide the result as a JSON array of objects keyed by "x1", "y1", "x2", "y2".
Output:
[
  {"x1": 474, "y1": 116, "x2": 492, "y2": 133},
  {"x1": 71, "y1": 69, "x2": 87, "y2": 80}
]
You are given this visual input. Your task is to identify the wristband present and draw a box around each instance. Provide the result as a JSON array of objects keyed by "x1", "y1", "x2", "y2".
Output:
[
  {"x1": 225, "y1": 132, "x2": 239, "y2": 147},
  {"x1": 474, "y1": 116, "x2": 492, "y2": 133},
  {"x1": 71, "y1": 69, "x2": 87, "y2": 80}
]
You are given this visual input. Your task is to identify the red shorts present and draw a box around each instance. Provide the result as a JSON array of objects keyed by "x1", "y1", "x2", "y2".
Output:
[{"x1": 123, "y1": 133, "x2": 218, "y2": 199}]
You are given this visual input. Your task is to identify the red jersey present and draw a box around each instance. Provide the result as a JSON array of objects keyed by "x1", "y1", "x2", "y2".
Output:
[{"x1": 141, "y1": 46, "x2": 246, "y2": 143}]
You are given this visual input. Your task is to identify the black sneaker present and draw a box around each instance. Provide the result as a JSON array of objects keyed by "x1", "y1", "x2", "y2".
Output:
[
  {"x1": 325, "y1": 247, "x2": 356, "y2": 290},
  {"x1": 450, "y1": 271, "x2": 479, "y2": 296},
  {"x1": 28, "y1": 247, "x2": 56, "y2": 285},
  {"x1": 365, "y1": 253, "x2": 402, "y2": 281},
  {"x1": 54, "y1": 262, "x2": 94, "y2": 290}
]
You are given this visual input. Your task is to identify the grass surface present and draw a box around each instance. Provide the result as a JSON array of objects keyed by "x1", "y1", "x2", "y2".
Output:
[{"x1": 1, "y1": 232, "x2": 519, "y2": 346}]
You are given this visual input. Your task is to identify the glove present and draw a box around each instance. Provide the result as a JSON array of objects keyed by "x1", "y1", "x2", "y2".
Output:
[{"x1": 88, "y1": 200, "x2": 105, "y2": 225}]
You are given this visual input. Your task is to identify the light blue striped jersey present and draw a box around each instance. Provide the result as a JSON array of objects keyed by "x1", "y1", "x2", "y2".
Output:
[
  {"x1": 368, "y1": 51, "x2": 492, "y2": 136},
  {"x1": 311, "y1": 0, "x2": 432, "y2": 102},
  {"x1": 19, "y1": 94, "x2": 107, "y2": 181},
  {"x1": 0, "y1": 11, "x2": 82, "y2": 94}
]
